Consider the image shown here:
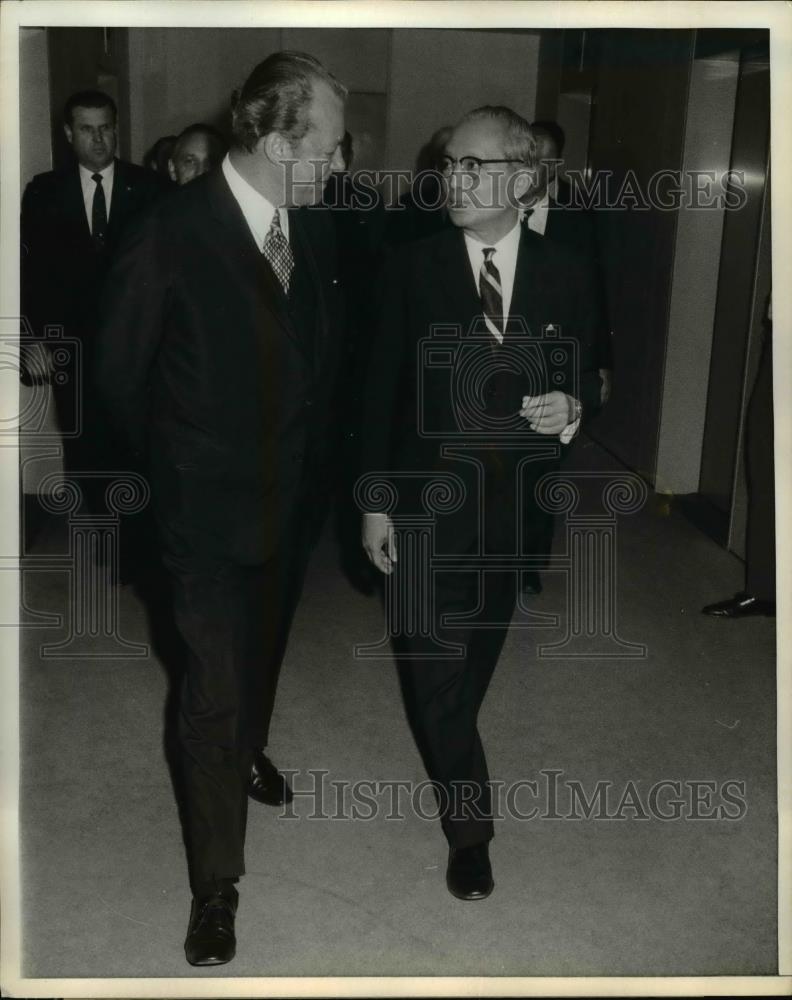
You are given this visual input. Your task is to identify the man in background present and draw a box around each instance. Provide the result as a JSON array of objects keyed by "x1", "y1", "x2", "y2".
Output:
[
  {"x1": 143, "y1": 133, "x2": 176, "y2": 175},
  {"x1": 167, "y1": 122, "x2": 227, "y2": 185},
  {"x1": 21, "y1": 90, "x2": 165, "y2": 480},
  {"x1": 527, "y1": 120, "x2": 612, "y2": 404},
  {"x1": 514, "y1": 121, "x2": 612, "y2": 598},
  {"x1": 384, "y1": 124, "x2": 453, "y2": 247}
]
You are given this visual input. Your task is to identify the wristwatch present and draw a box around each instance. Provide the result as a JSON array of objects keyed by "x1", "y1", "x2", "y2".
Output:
[{"x1": 568, "y1": 396, "x2": 583, "y2": 423}]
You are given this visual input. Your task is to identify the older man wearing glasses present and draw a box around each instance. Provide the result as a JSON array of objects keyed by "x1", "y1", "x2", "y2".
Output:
[{"x1": 359, "y1": 106, "x2": 603, "y2": 901}]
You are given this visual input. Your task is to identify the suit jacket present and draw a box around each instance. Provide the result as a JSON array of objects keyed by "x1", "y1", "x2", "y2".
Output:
[
  {"x1": 20, "y1": 158, "x2": 166, "y2": 345},
  {"x1": 359, "y1": 224, "x2": 602, "y2": 555},
  {"x1": 92, "y1": 169, "x2": 344, "y2": 568},
  {"x1": 384, "y1": 176, "x2": 452, "y2": 248},
  {"x1": 543, "y1": 179, "x2": 612, "y2": 370}
]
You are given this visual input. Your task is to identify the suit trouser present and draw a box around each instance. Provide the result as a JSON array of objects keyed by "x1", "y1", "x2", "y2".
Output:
[
  {"x1": 395, "y1": 562, "x2": 518, "y2": 849},
  {"x1": 164, "y1": 527, "x2": 312, "y2": 890}
]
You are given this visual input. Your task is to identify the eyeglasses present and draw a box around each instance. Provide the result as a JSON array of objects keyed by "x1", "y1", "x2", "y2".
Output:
[{"x1": 438, "y1": 155, "x2": 524, "y2": 177}]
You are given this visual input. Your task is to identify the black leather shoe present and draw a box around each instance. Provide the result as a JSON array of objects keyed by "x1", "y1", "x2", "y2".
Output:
[
  {"x1": 248, "y1": 749, "x2": 294, "y2": 806},
  {"x1": 184, "y1": 886, "x2": 238, "y2": 966},
  {"x1": 701, "y1": 592, "x2": 776, "y2": 618},
  {"x1": 446, "y1": 843, "x2": 494, "y2": 900},
  {"x1": 521, "y1": 571, "x2": 543, "y2": 596}
]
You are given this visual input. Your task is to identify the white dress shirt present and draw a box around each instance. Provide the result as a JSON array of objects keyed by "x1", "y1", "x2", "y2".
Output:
[
  {"x1": 463, "y1": 215, "x2": 580, "y2": 443},
  {"x1": 79, "y1": 161, "x2": 114, "y2": 233},
  {"x1": 222, "y1": 153, "x2": 289, "y2": 250},
  {"x1": 463, "y1": 218, "x2": 522, "y2": 324},
  {"x1": 524, "y1": 193, "x2": 549, "y2": 236}
]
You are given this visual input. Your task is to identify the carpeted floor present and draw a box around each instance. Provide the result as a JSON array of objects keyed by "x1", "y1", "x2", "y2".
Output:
[{"x1": 18, "y1": 436, "x2": 777, "y2": 979}]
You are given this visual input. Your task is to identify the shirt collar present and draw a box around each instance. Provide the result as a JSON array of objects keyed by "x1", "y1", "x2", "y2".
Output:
[
  {"x1": 222, "y1": 153, "x2": 284, "y2": 247},
  {"x1": 79, "y1": 160, "x2": 114, "y2": 182},
  {"x1": 463, "y1": 216, "x2": 522, "y2": 255}
]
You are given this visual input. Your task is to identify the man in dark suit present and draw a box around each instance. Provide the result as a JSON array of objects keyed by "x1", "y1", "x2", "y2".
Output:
[
  {"x1": 383, "y1": 125, "x2": 453, "y2": 247},
  {"x1": 21, "y1": 90, "x2": 166, "y2": 478},
  {"x1": 360, "y1": 106, "x2": 602, "y2": 902},
  {"x1": 514, "y1": 121, "x2": 612, "y2": 599},
  {"x1": 528, "y1": 121, "x2": 612, "y2": 400},
  {"x1": 93, "y1": 52, "x2": 346, "y2": 965}
]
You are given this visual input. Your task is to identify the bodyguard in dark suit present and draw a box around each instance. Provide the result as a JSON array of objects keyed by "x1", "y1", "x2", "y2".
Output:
[
  {"x1": 21, "y1": 90, "x2": 165, "y2": 475},
  {"x1": 360, "y1": 107, "x2": 602, "y2": 902},
  {"x1": 93, "y1": 52, "x2": 347, "y2": 966},
  {"x1": 528, "y1": 122, "x2": 613, "y2": 392},
  {"x1": 517, "y1": 122, "x2": 612, "y2": 599}
]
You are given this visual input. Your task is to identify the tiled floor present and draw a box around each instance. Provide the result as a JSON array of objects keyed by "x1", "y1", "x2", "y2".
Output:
[{"x1": 18, "y1": 437, "x2": 777, "y2": 979}]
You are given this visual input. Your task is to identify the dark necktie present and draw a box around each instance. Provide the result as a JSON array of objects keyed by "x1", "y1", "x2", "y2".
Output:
[
  {"x1": 263, "y1": 208, "x2": 295, "y2": 294},
  {"x1": 91, "y1": 172, "x2": 108, "y2": 247},
  {"x1": 479, "y1": 247, "x2": 504, "y2": 344}
]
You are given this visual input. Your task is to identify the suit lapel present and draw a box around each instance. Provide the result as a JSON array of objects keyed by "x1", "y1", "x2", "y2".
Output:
[
  {"x1": 108, "y1": 159, "x2": 130, "y2": 239},
  {"x1": 508, "y1": 225, "x2": 542, "y2": 336},
  {"x1": 542, "y1": 196, "x2": 560, "y2": 242},
  {"x1": 436, "y1": 225, "x2": 542, "y2": 339},
  {"x1": 437, "y1": 227, "x2": 482, "y2": 331},
  {"x1": 63, "y1": 166, "x2": 91, "y2": 240},
  {"x1": 288, "y1": 209, "x2": 327, "y2": 368},
  {"x1": 206, "y1": 171, "x2": 305, "y2": 355}
]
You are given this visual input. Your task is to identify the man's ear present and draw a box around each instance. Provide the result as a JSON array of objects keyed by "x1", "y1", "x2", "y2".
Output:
[
  {"x1": 167, "y1": 158, "x2": 178, "y2": 183},
  {"x1": 512, "y1": 166, "x2": 536, "y2": 202},
  {"x1": 260, "y1": 132, "x2": 291, "y2": 163},
  {"x1": 63, "y1": 123, "x2": 73, "y2": 145}
]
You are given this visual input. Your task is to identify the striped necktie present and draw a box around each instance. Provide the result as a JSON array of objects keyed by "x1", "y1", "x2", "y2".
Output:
[
  {"x1": 479, "y1": 247, "x2": 504, "y2": 344},
  {"x1": 263, "y1": 208, "x2": 295, "y2": 294}
]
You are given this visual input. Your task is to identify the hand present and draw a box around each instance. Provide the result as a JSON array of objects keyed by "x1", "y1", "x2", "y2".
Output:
[
  {"x1": 599, "y1": 368, "x2": 613, "y2": 407},
  {"x1": 519, "y1": 391, "x2": 576, "y2": 435},
  {"x1": 362, "y1": 512, "x2": 397, "y2": 575}
]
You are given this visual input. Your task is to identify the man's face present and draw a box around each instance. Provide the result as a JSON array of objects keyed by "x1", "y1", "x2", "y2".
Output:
[
  {"x1": 284, "y1": 81, "x2": 345, "y2": 206},
  {"x1": 168, "y1": 132, "x2": 217, "y2": 186},
  {"x1": 64, "y1": 105, "x2": 117, "y2": 172},
  {"x1": 443, "y1": 118, "x2": 528, "y2": 232}
]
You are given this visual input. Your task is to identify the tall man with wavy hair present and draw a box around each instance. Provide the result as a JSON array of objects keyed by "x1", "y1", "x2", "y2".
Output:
[
  {"x1": 361, "y1": 106, "x2": 603, "y2": 901},
  {"x1": 95, "y1": 52, "x2": 346, "y2": 965}
]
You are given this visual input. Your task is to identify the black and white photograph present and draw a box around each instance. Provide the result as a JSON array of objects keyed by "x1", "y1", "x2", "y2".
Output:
[{"x1": 1, "y1": 0, "x2": 790, "y2": 996}]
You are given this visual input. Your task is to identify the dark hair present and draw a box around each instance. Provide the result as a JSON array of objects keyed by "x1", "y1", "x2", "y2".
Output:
[
  {"x1": 231, "y1": 50, "x2": 347, "y2": 153},
  {"x1": 144, "y1": 135, "x2": 176, "y2": 173},
  {"x1": 531, "y1": 121, "x2": 566, "y2": 158},
  {"x1": 415, "y1": 125, "x2": 453, "y2": 173},
  {"x1": 64, "y1": 90, "x2": 117, "y2": 126},
  {"x1": 172, "y1": 123, "x2": 227, "y2": 160}
]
